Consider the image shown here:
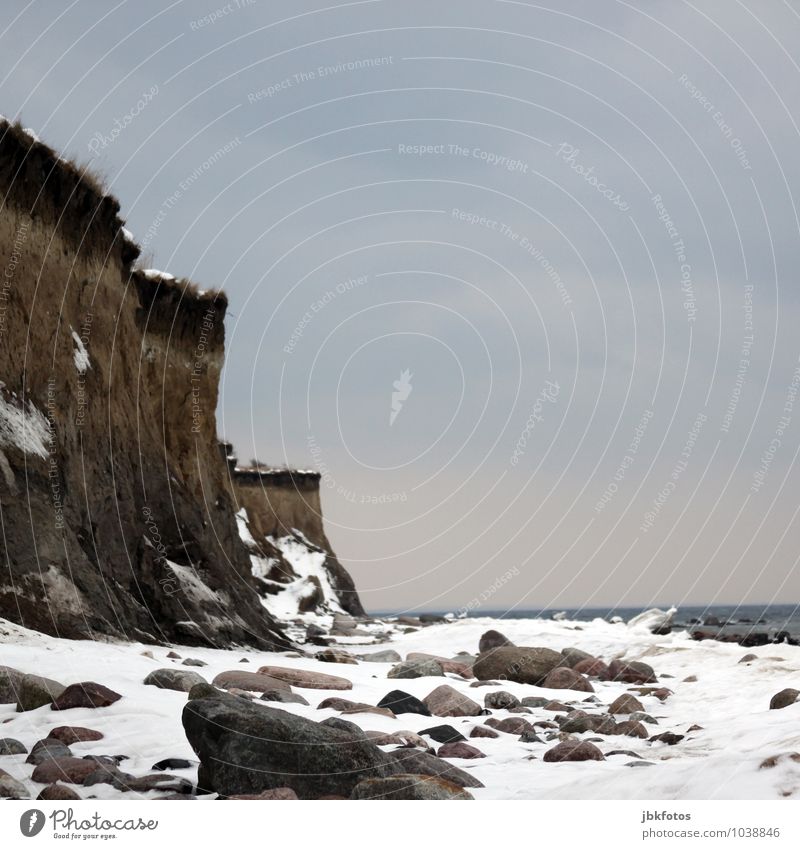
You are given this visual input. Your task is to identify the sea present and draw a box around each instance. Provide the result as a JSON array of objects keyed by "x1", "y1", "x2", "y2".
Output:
[{"x1": 380, "y1": 603, "x2": 800, "y2": 639}]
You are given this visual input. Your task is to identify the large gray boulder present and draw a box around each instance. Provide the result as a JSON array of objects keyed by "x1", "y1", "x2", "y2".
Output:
[
  {"x1": 473, "y1": 646, "x2": 562, "y2": 685},
  {"x1": 0, "y1": 666, "x2": 23, "y2": 704},
  {"x1": 16, "y1": 674, "x2": 66, "y2": 711},
  {"x1": 182, "y1": 689, "x2": 400, "y2": 798}
]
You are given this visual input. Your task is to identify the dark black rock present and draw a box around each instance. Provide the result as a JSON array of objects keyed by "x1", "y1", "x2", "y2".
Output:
[
  {"x1": 152, "y1": 758, "x2": 193, "y2": 771},
  {"x1": 419, "y1": 725, "x2": 467, "y2": 744},
  {"x1": 376, "y1": 690, "x2": 431, "y2": 716}
]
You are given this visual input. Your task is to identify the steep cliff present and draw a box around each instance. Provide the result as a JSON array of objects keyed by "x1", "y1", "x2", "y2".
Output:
[
  {"x1": 224, "y1": 450, "x2": 365, "y2": 619},
  {"x1": 0, "y1": 119, "x2": 290, "y2": 647}
]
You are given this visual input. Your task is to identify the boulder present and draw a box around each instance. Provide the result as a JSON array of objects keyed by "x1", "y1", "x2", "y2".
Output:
[
  {"x1": 650, "y1": 732, "x2": 684, "y2": 745},
  {"x1": 484, "y1": 690, "x2": 520, "y2": 710},
  {"x1": 473, "y1": 646, "x2": 562, "y2": 685},
  {"x1": 181, "y1": 658, "x2": 208, "y2": 667},
  {"x1": 422, "y1": 684, "x2": 481, "y2": 717},
  {"x1": 26, "y1": 738, "x2": 72, "y2": 764},
  {"x1": 470, "y1": 725, "x2": 499, "y2": 739},
  {"x1": 351, "y1": 774, "x2": 473, "y2": 800},
  {"x1": 212, "y1": 670, "x2": 290, "y2": 693},
  {"x1": 144, "y1": 669, "x2": 207, "y2": 693},
  {"x1": 769, "y1": 688, "x2": 799, "y2": 710},
  {"x1": 419, "y1": 725, "x2": 466, "y2": 744},
  {"x1": 543, "y1": 740, "x2": 605, "y2": 762},
  {"x1": 51, "y1": 682, "x2": 122, "y2": 710},
  {"x1": 37, "y1": 783, "x2": 81, "y2": 800},
  {"x1": 614, "y1": 720, "x2": 649, "y2": 739},
  {"x1": 438, "y1": 742, "x2": 486, "y2": 759},
  {"x1": 31, "y1": 756, "x2": 99, "y2": 784},
  {"x1": 520, "y1": 696, "x2": 549, "y2": 708},
  {"x1": 261, "y1": 688, "x2": 309, "y2": 705},
  {"x1": 365, "y1": 730, "x2": 431, "y2": 749},
  {"x1": 357, "y1": 650, "x2": 402, "y2": 663},
  {"x1": 47, "y1": 727, "x2": 104, "y2": 744},
  {"x1": 0, "y1": 666, "x2": 23, "y2": 704},
  {"x1": 0, "y1": 767, "x2": 29, "y2": 798},
  {"x1": 228, "y1": 787, "x2": 299, "y2": 799},
  {"x1": 542, "y1": 667, "x2": 594, "y2": 692},
  {"x1": 543, "y1": 700, "x2": 570, "y2": 711},
  {"x1": 376, "y1": 690, "x2": 431, "y2": 716},
  {"x1": 316, "y1": 649, "x2": 358, "y2": 665},
  {"x1": 0, "y1": 738, "x2": 27, "y2": 755},
  {"x1": 385, "y1": 748, "x2": 483, "y2": 788},
  {"x1": 608, "y1": 659, "x2": 656, "y2": 684},
  {"x1": 484, "y1": 716, "x2": 533, "y2": 735},
  {"x1": 478, "y1": 630, "x2": 514, "y2": 653},
  {"x1": 15, "y1": 673, "x2": 66, "y2": 711},
  {"x1": 608, "y1": 694, "x2": 645, "y2": 714},
  {"x1": 257, "y1": 666, "x2": 352, "y2": 691},
  {"x1": 183, "y1": 689, "x2": 400, "y2": 798},
  {"x1": 559, "y1": 710, "x2": 605, "y2": 734},
  {"x1": 738, "y1": 653, "x2": 758, "y2": 664},
  {"x1": 560, "y1": 648, "x2": 595, "y2": 668},
  {"x1": 573, "y1": 658, "x2": 611, "y2": 680},
  {"x1": 406, "y1": 653, "x2": 473, "y2": 678},
  {"x1": 388, "y1": 660, "x2": 444, "y2": 679}
]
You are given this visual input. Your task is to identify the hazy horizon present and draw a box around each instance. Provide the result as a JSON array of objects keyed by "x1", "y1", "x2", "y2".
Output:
[{"x1": 3, "y1": 0, "x2": 800, "y2": 614}]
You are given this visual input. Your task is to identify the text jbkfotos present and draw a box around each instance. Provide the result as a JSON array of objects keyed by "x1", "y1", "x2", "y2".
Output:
[
  {"x1": 555, "y1": 143, "x2": 630, "y2": 211},
  {"x1": 87, "y1": 85, "x2": 159, "y2": 154}
]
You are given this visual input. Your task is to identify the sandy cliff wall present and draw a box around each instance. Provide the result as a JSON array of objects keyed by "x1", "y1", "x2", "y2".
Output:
[
  {"x1": 227, "y1": 460, "x2": 365, "y2": 618},
  {"x1": 0, "y1": 120, "x2": 289, "y2": 647}
]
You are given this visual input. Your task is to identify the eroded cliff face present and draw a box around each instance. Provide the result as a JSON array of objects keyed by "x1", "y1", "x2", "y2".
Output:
[
  {"x1": 227, "y1": 460, "x2": 365, "y2": 619},
  {"x1": 0, "y1": 120, "x2": 289, "y2": 647}
]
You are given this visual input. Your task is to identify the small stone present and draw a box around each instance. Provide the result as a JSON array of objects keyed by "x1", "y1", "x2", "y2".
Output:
[
  {"x1": 51, "y1": 682, "x2": 122, "y2": 710},
  {"x1": 518, "y1": 731, "x2": 543, "y2": 743},
  {"x1": 388, "y1": 660, "x2": 444, "y2": 679},
  {"x1": 614, "y1": 720, "x2": 649, "y2": 739},
  {"x1": 683, "y1": 675, "x2": 697, "y2": 682},
  {"x1": 261, "y1": 689, "x2": 309, "y2": 705},
  {"x1": 608, "y1": 659, "x2": 656, "y2": 684},
  {"x1": 686, "y1": 724, "x2": 703, "y2": 732},
  {"x1": 484, "y1": 716, "x2": 533, "y2": 735},
  {"x1": 0, "y1": 767, "x2": 30, "y2": 798},
  {"x1": 152, "y1": 758, "x2": 193, "y2": 771},
  {"x1": 357, "y1": 650, "x2": 402, "y2": 663},
  {"x1": 166, "y1": 651, "x2": 182, "y2": 659},
  {"x1": 606, "y1": 749, "x2": 642, "y2": 758},
  {"x1": 212, "y1": 670, "x2": 289, "y2": 693},
  {"x1": 37, "y1": 783, "x2": 81, "y2": 800},
  {"x1": 520, "y1": 696, "x2": 549, "y2": 708},
  {"x1": 15, "y1": 674, "x2": 66, "y2": 711},
  {"x1": 181, "y1": 658, "x2": 208, "y2": 667},
  {"x1": 759, "y1": 752, "x2": 800, "y2": 769},
  {"x1": 438, "y1": 742, "x2": 486, "y2": 759},
  {"x1": 608, "y1": 694, "x2": 644, "y2": 715},
  {"x1": 484, "y1": 690, "x2": 521, "y2": 710},
  {"x1": 769, "y1": 688, "x2": 799, "y2": 710},
  {"x1": 257, "y1": 666, "x2": 352, "y2": 690},
  {"x1": 423, "y1": 684, "x2": 482, "y2": 717},
  {"x1": 228, "y1": 787, "x2": 299, "y2": 799},
  {"x1": 542, "y1": 667, "x2": 594, "y2": 692},
  {"x1": 470, "y1": 725, "x2": 499, "y2": 739},
  {"x1": 573, "y1": 658, "x2": 611, "y2": 680},
  {"x1": 650, "y1": 732, "x2": 684, "y2": 745},
  {"x1": 0, "y1": 738, "x2": 27, "y2": 755},
  {"x1": 478, "y1": 630, "x2": 514, "y2": 653},
  {"x1": 48, "y1": 727, "x2": 103, "y2": 744},
  {"x1": 626, "y1": 760, "x2": 655, "y2": 767},
  {"x1": 31, "y1": 756, "x2": 99, "y2": 784},
  {"x1": 26, "y1": 738, "x2": 72, "y2": 764},
  {"x1": 543, "y1": 740, "x2": 605, "y2": 762},
  {"x1": 144, "y1": 669, "x2": 206, "y2": 692},
  {"x1": 316, "y1": 649, "x2": 358, "y2": 665},
  {"x1": 419, "y1": 725, "x2": 467, "y2": 744},
  {"x1": 376, "y1": 690, "x2": 431, "y2": 716},
  {"x1": 629, "y1": 711, "x2": 658, "y2": 725},
  {"x1": 739, "y1": 653, "x2": 758, "y2": 664},
  {"x1": 543, "y1": 700, "x2": 570, "y2": 711}
]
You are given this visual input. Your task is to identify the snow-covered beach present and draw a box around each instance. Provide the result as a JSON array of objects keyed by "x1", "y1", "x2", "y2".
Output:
[{"x1": 2, "y1": 614, "x2": 799, "y2": 800}]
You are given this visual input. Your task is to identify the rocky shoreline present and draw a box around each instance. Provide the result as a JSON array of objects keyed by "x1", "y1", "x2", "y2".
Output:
[{"x1": 2, "y1": 614, "x2": 800, "y2": 800}]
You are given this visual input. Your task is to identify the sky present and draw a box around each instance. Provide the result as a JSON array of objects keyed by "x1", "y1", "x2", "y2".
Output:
[{"x1": 2, "y1": 0, "x2": 800, "y2": 614}]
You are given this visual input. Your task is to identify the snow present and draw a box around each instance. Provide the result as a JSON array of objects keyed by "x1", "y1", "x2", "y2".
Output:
[
  {"x1": 142, "y1": 268, "x2": 175, "y2": 282},
  {"x1": 120, "y1": 227, "x2": 135, "y2": 243},
  {"x1": 70, "y1": 328, "x2": 91, "y2": 373},
  {"x1": 267, "y1": 531, "x2": 344, "y2": 616},
  {"x1": 1, "y1": 614, "x2": 799, "y2": 800},
  {"x1": 166, "y1": 561, "x2": 222, "y2": 605},
  {"x1": 628, "y1": 607, "x2": 677, "y2": 632},
  {"x1": 22, "y1": 127, "x2": 40, "y2": 142},
  {"x1": 0, "y1": 395, "x2": 51, "y2": 458},
  {"x1": 234, "y1": 508, "x2": 257, "y2": 547}
]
